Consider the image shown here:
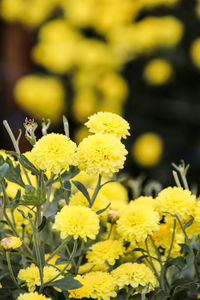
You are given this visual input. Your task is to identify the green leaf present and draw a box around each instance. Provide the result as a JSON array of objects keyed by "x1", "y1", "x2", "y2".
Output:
[
  {"x1": 38, "y1": 216, "x2": 47, "y2": 232},
  {"x1": 151, "y1": 290, "x2": 169, "y2": 300},
  {"x1": 46, "y1": 277, "x2": 82, "y2": 291},
  {"x1": 0, "y1": 163, "x2": 9, "y2": 178},
  {"x1": 72, "y1": 180, "x2": 91, "y2": 204},
  {"x1": 22, "y1": 185, "x2": 46, "y2": 205},
  {"x1": 60, "y1": 166, "x2": 80, "y2": 181},
  {"x1": 96, "y1": 202, "x2": 111, "y2": 215},
  {"x1": 4, "y1": 158, "x2": 25, "y2": 187},
  {"x1": 9, "y1": 190, "x2": 21, "y2": 212},
  {"x1": 132, "y1": 248, "x2": 148, "y2": 253},
  {"x1": 19, "y1": 154, "x2": 39, "y2": 175},
  {"x1": 17, "y1": 208, "x2": 27, "y2": 219},
  {"x1": 5, "y1": 150, "x2": 20, "y2": 159},
  {"x1": 184, "y1": 217, "x2": 194, "y2": 229},
  {"x1": 64, "y1": 180, "x2": 71, "y2": 199}
]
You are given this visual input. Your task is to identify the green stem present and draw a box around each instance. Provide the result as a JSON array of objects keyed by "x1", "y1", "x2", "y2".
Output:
[
  {"x1": 66, "y1": 244, "x2": 77, "y2": 270},
  {"x1": 45, "y1": 239, "x2": 77, "y2": 286},
  {"x1": 107, "y1": 222, "x2": 113, "y2": 239},
  {"x1": 75, "y1": 239, "x2": 85, "y2": 274},
  {"x1": 45, "y1": 236, "x2": 72, "y2": 264},
  {"x1": 172, "y1": 171, "x2": 181, "y2": 187},
  {"x1": 90, "y1": 175, "x2": 102, "y2": 208},
  {"x1": 145, "y1": 239, "x2": 161, "y2": 286},
  {"x1": 6, "y1": 251, "x2": 20, "y2": 289},
  {"x1": 3, "y1": 120, "x2": 32, "y2": 185},
  {"x1": 29, "y1": 217, "x2": 44, "y2": 291}
]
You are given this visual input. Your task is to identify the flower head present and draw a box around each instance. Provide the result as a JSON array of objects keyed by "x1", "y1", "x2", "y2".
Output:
[
  {"x1": 77, "y1": 133, "x2": 128, "y2": 177},
  {"x1": 1, "y1": 236, "x2": 22, "y2": 250},
  {"x1": 117, "y1": 203, "x2": 160, "y2": 242},
  {"x1": 86, "y1": 240, "x2": 125, "y2": 266},
  {"x1": 111, "y1": 262, "x2": 158, "y2": 292},
  {"x1": 32, "y1": 133, "x2": 77, "y2": 174},
  {"x1": 156, "y1": 187, "x2": 196, "y2": 223},
  {"x1": 85, "y1": 112, "x2": 130, "y2": 139},
  {"x1": 18, "y1": 264, "x2": 63, "y2": 292},
  {"x1": 143, "y1": 58, "x2": 173, "y2": 85},
  {"x1": 53, "y1": 205, "x2": 100, "y2": 241},
  {"x1": 17, "y1": 292, "x2": 51, "y2": 300},
  {"x1": 69, "y1": 272, "x2": 116, "y2": 300},
  {"x1": 78, "y1": 262, "x2": 108, "y2": 274}
]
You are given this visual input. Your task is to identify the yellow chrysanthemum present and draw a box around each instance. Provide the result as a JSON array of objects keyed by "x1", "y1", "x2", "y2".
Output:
[
  {"x1": 117, "y1": 203, "x2": 160, "y2": 242},
  {"x1": 18, "y1": 264, "x2": 63, "y2": 292},
  {"x1": 70, "y1": 272, "x2": 116, "y2": 300},
  {"x1": 86, "y1": 240, "x2": 125, "y2": 266},
  {"x1": 85, "y1": 112, "x2": 130, "y2": 139},
  {"x1": 111, "y1": 262, "x2": 158, "y2": 292},
  {"x1": 143, "y1": 58, "x2": 173, "y2": 85},
  {"x1": 132, "y1": 133, "x2": 163, "y2": 167},
  {"x1": 185, "y1": 200, "x2": 200, "y2": 238},
  {"x1": 131, "y1": 196, "x2": 158, "y2": 210},
  {"x1": 53, "y1": 205, "x2": 100, "y2": 241},
  {"x1": 14, "y1": 75, "x2": 66, "y2": 122},
  {"x1": 77, "y1": 134, "x2": 128, "y2": 177},
  {"x1": 17, "y1": 292, "x2": 52, "y2": 300},
  {"x1": 78, "y1": 262, "x2": 108, "y2": 274},
  {"x1": 32, "y1": 133, "x2": 77, "y2": 174},
  {"x1": 190, "y1": 38, "x2": 200, "y2": 68},
  {"x1": 1, "y1": 236, "x2": 22, "y2": 250},
  {"x1": 156, "y1": 187, "x2": 196, "y2": 223}
]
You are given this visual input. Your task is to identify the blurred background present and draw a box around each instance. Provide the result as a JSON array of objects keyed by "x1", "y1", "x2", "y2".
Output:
[{"x1": 0, "y1": 0, "x2": 200, "y2": 188}]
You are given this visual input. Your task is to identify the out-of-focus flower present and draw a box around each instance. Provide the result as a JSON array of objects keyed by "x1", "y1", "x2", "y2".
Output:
[
  {"x1": 1, "y1": 236, "x2": 22, "y2": 250},
  {"x1": 32, "y1": 133, "x2": 77, "y2": 174},
  {"x1": 190, "y1": 38, "x2": 200, "y2": 68},
  {"x1": 53, "y1": 205, "x2": 100, "y2": 241},
  {"x1": 143, "y1": 58, "x2": 173, "y2": 85},
  {"x1": 77, "y1": 134, "x2": 128, "y2": 177},
  {"x1": 78, "y1": 262, "x2": 108, "y2": 274},
  {"x1": 132, "y1": 133, "x2": 163, "y2": 167},
  {"x1": 14, "y1": 75, "x2": 66, "y2": 123}
]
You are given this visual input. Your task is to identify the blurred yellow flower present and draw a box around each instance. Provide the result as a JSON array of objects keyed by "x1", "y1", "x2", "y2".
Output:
[
  {"x1": 1, "y1": 236, "x2": 22, "y2": 250},
  {"x1": 132, "y1": 133, "x2": 163, "y2": 167},
  {"x1": 14, "y1": 75, "x2": 66, "y2": 123},
  {"x1": 78, "y1": 262, "x2": 108, "y2": 274},
  {"x1": 32, "y1": 133, "x2": 77, "y2": 174},
  {"x1": 190, "y1": 38, "x2": 200, "y2": 68},
  {"x1": 143, "y1": 58, "x2": 173, "y2": 85}
]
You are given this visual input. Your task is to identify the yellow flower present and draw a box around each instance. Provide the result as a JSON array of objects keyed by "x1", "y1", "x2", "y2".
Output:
[
  {"x1": 132, "y1": 132, "x2": 163, "y2": 167},
  {"x1": 18, "y1": 264, "x2": 63, "y2": 292},
  {"x1": 143, "y1": 58, "x2": 173, "y2": 85},
  {"x1": 111, "y1": 262, "x2": 158, "y2": 292},
  {"x1": 53, "y1": 205, "x2": 100, "y2": 241},
  {"x1": 117, "y1": 203, "x2": 160, "y2": 243},
  {"x1": 14, "y1": 75, "x2": 66, "y2": 123},
  {"x1": 77, "y1": 134, "x2": 128, "y2": 177},
  {"x1": 0, "y1": 283, "x2": 2, "y2": 288},
  {"x1": 156, "y1": 187, "x2": 196, "y2": 223},
  {"x1": 17, "y1": 292, "x2": 52, "y2": 300},
  {"x1": 78, "y1": 262, "x2": 108, "y2": 274},
  {"x1": 131, "y1": 196, "x2": 158, "y2": 210},
  {"x1": 190, "y1": 38, "x2": 200, "y2": 68},
  {"x1": 100, "y1": 181, "x2": 129, "y2": 203},
  {"x1": 70, "y1": 272, "x2": 116, "y2": 300},
  {"x1": 32, "y1": 133, "x2": 77, "y2": 174},
  {"x1": 1, "y1": 236, "x2": 22, "y2": 250},
  {"x1": 85, "y1": 112, "x2": 130, "y2": 139},
  {"x1": 86, "y1": 240, "x2": 125, "y2": 266}
]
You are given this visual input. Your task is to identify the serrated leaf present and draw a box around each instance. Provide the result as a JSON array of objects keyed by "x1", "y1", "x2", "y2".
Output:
[
  {"x1": 38, "y1": 216, "x2": 46, "y2": 232},
  {"x1": 19, "y1": 155, "x2": 39, "y2": 175},
  {"x1": 96, "y1": 202, "x2": 111, "y2": 215},
  {"x1": 0, "y1": 163, "x2": 9, "y2": 178},
  {"x1": 46, "y1": 276, "x2": 82, "y2": 291},
  {"x1": 72, "y1": 180, "x2": 91, "y2": 204}
]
